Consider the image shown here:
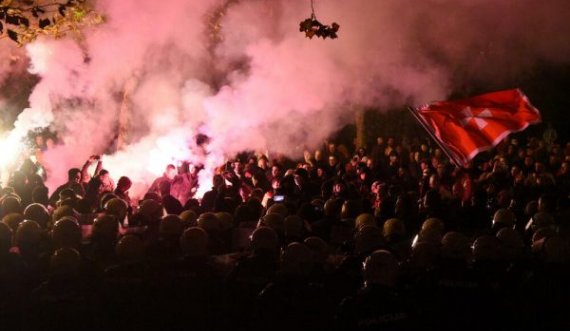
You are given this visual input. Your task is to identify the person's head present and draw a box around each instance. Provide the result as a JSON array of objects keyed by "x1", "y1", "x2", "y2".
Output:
[
  {"x1": 165, "y1": 164, "x2": 176, "y2": 180},
  {"x1": 284, "y1": 215, "x2": 305, "y2": 240},
  {"x1": 524, "y1": 156, "x2": 534, "y2": 167},
  {"x1": 304, "y1": 236, "x2": 329, "y2": 266},
  {"x1": 314, "y1": 150, "x2": 323, "y2": 162},
  {"x1": 363, "y1": 250, "x2": 399, "y2": 287},
  {"x1": 259, "y1": 212, "x2": 285, "y2": 235},
  {"x1": 138, "y1": 199, "x2": 164, "y2": 224},
  {"x1": 430, "y1": 156, "x2": 440, "y2": 169},
  {"x1": 370, "y1": 181, "x2": 381, "y2": 195},
  {"x1": 180, "y1": 227, "x2": 209, "y2": 257},
  {"x1": 197, "y1": 212, "x2": 221, "y2": 235},
  {"x1": 162, "y1": 195, "x2": 183, "y2": 215},
  {"x1": 541, "y1": 236, "x2": 570, "y2": 265},
  {"x1": 423, "y1": 189, "x2": 441, "y2": 209},
  {"x1": 32, "y1": 186, "x2": 49, "y2": 206},
  {"x1": 24, "y1": 203, "x2": 50, "y2": 229},
  {"x1": 187, "y1": 163, "x2": 197, "y2": 175},
  {"x1": 15, "y1": 220, "x2": 42, "y2": 255},
  {"x1": 1, "y1": 195, "x2": 22, "y2": 215},
  {"x1": 418, "y1": 218, "x2": 445, "y2": 244},
  {"x1": 280, "y1": 242, "x2": 314, "y2": 277},
  {"x1": 492, "y1": 208, "x2": 515, "y2": 229},
  {"x1": 51, "y1": 205, "x2": 75, "y2": 226},
  {"x1": 303, "y1": 150, "x2": 313, "y2": 164},
  {"x1": 20, "y1": 159, "x2": 38, "y2": 176},
  {"x1": 92, "y1": 215, "x2": 119, "y2": 243},
  {"x1": 451, "y1": 182, "x2": 464, "y2": 200},
  {"x1": 323, "y1": 199, "x2": 342, "y2": 217},
  {"x1": 428, "y1": 174, "x2": 439, "y2": 189},
  {"x1": 179, "y1": 210, "x2": 198, "y2": 228},
  {"x1": 257, "y1": 156, "x2": 268, "y2": 170},
  {"x1": 328, "y1": 143, "x2": 336, "y2": 154},
  {"x1": 105, "y1": 198, "x2": 129, "y2": 222},
  {"x1": 68, "y1": 168, "x2": 82, "y2": 184},
  {"x1": 211, "y1": 174, "x2": 224, "y2": 189},
  {"x1": 116, "y1": 176, "x2": 132, "y2": 193},
  {"x1": 548, "y1": 154, "x2": 559, "y2": 167},
  {"x1": 98, "y1": 170, "x2": 110, "y2": 186},
  {"x1": 560, "y1": 161, "x2": 569, "y2": 175},
  {"x1": 250, "y1": 226, "x2": 279, "y2": 254},
  {"x1": 517, "y1": 147, "x2": 526, "y2": 159},
  {"x1": 410, "y1": 151, "x2": 419, "y2": 163},
  {"x1": 116, "y1": 235, "x2": 145, "y2": 263},
  {"x1": 59, "y1": 188, "x2": 76, "y2": 202},
  {"x1": 419, "y1": 159, "x2": 430, "y2": 172},
  {"x1": 362, "y1": 156, "x2": 372, "y2": 168},
  {"x1": 408, "y1": 242, "x2": 438, "y2": 270},
  {"x1": 328, "y1": 155, "x2": 338, "y2": 168},
  {"x1": 436, "y1": 163, "x2": 447, "y2": 178},
  {"x1": 534, "y1": 161, "x2": 545, "y2": 174},
  {"x1": 389, "y1": 151, "x2": 398, "y2": 164},
  {"x1": 507, "y1": 144, "x2": 517, "y2": 154},
  {"x1": 383, "y1": 218, "x2": 406, "y2": 242},
  {"x1": 160, "y1": 214, "x2": 184, "y2": 240},
  {"x1": 45, "y1": 137, "x2": 55, "y2": 149},
  {"x1": 394, "y1": 166, "x2": 405, "y2": 178},
  {"x1": 538, "y1": 194, "x2": 555, "y2": 213},
  {"x1": 333, "y1": 181, "x2": 346, "y2": 196},
  {"x1": 496, "y1": 227, "x2": 524, "y2": 261},
  {"x1": 302, "y1": 162, "x2": 313, "y2": 173},
  {"x1": 50, "y1": 248, "x2": 81, "y2": 278},
  {"x1": 51, "y1": 217, "x2": 81, "y2": 249},
  {"x1": 215, "y1": 212, "x2": 234, "y2": 232},
  {"x1": 271, "y1": 165, "x2": 282, "y2": 179},
  {"x1": 293, "y1": 168, "x2": 308, "y2": 187},
  {"x1": 510, "y1": 164, "x2": 521, "y2": 178},
  {"x1": 267, "y1": 178, "x2": 279, "y2": 191},
  {"x1": 355, "y1": 213, "x2": 376, "y2": 231},
  {"x1": 354, "y1": 225, "x2": 383, "y2": 255},
  {"x1": 35, "y1": 135, "x2": 45, "y2": 147},
  {"x1": 341, "y1": 199, "x2": 362, "y2": 219},
  {"x1": 472, "y1": 235, "x2": 501, "y2": 263},
  {"x1": 441, "y1": 231, "x2": 471, "y2": 261}
]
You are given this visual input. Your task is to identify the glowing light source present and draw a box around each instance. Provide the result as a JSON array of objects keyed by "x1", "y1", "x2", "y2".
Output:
[{"x1": 0, "y1": 129, "x2": 26, "y2": 185}]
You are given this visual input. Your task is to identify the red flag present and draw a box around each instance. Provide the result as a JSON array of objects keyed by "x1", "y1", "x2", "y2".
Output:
[{"x1": 414, "y1": 89, "x2": 541, "y2": 166}]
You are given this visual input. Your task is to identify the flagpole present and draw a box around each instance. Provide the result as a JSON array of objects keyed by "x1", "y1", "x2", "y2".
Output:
[{"x1": 407, "y1": 106, "x2": 463, "y2": 168}]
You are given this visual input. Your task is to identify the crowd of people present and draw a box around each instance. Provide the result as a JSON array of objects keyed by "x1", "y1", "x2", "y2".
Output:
[{"x1": 0, "y1": 132, "x2": 569, "y2": 330}]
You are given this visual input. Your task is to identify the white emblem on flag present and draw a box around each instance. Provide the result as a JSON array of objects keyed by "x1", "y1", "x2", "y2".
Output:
[{"x1": 460, "y1": 107, "x2": 489, "y2": 129}]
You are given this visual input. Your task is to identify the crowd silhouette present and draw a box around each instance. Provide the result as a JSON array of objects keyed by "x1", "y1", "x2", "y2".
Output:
[{"x1": 0, "y1": 133, "x2": 569, "y2": 330}]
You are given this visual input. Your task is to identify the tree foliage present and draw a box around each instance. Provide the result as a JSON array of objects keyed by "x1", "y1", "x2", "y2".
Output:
[
  {"x1": 299, "y1": 0, "x2": 339, "y2": 40},
  {"x1": 0, "y1": 0, "x2": 103, "y2": 45},
  {"x1": 299, "y1": 18, "x2": 339, "y2": 39}
]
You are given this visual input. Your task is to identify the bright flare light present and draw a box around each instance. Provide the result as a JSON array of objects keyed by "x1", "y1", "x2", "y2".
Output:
[{"x1": 0, "y1": 129, "x2": 26, "y2": 185}]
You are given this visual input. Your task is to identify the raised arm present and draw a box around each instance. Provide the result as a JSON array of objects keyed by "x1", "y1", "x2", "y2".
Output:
[
  {"x1": 81, "y1": 156, "x2": 95, "y2": 183},
  {"x1": 81, "y1": 155, "x2": 103, "y2": 183},
  {"x1": 94, "y1": 157, "x2": 103, "y2": 177}
]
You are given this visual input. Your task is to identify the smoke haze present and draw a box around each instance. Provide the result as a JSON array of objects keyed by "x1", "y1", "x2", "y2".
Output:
[{"x1": 2, "y1": 0, "x2": 569, "y2": 198}]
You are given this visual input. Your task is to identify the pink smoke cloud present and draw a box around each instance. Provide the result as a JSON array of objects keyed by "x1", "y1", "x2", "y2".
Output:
[{"x1": 0, "y1": 0, "x2": 567, "y2": 200}]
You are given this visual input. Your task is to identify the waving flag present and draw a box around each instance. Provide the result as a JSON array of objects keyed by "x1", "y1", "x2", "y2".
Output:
[{"x1": 411, "y1": 89, "x2": 541, "y2": 167}]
